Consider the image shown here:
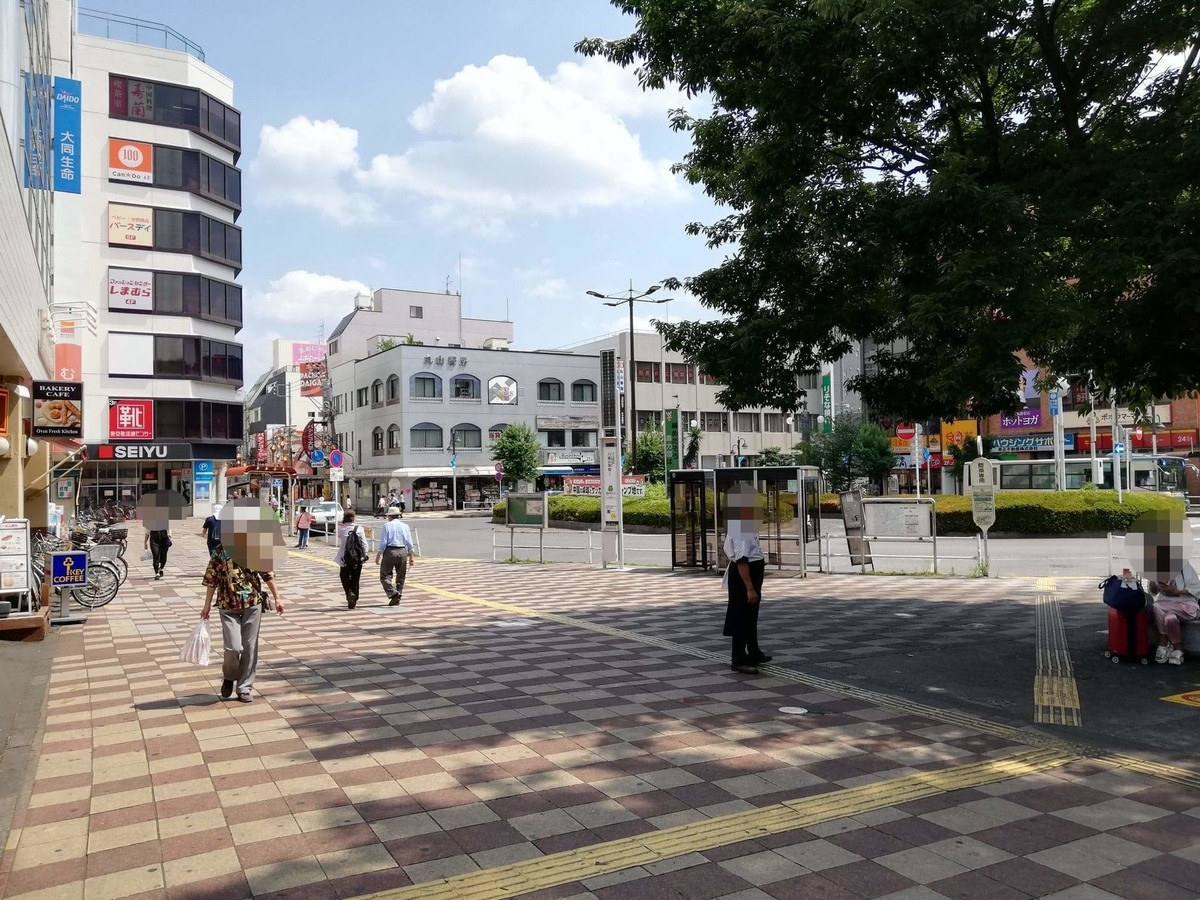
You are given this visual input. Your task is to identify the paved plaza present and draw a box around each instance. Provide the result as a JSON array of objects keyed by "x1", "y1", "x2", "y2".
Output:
[{"x1": 1, "y1": 530, "x2": 1199, "y2": 900}]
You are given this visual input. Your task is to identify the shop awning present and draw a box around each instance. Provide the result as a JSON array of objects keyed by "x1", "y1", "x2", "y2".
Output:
[{"x1": 224, "y1": 465, "x2": 298, "y2": 478}]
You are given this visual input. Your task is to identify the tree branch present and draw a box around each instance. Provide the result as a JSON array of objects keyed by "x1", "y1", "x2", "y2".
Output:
[
  {"x1": 1030, "y1": 0, "x2": 1088, "y2": 150},
  {"x1": 1175, "y1": 38, "x2": 1200, "y2": 104}
]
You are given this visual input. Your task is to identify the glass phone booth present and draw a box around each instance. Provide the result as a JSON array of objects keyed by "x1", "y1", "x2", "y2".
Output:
[
  {"x1": 713, "y1": 466, "x2": 823, "y2": 575},
  {"x1": 669, "y1": 469, "x2": 716, "y2": 570}
]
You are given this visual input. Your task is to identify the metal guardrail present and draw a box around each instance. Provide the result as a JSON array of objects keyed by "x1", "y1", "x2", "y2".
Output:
[
  {"x1": 78, "y1": 8, "x2": 205, "y2": 61},
  {"x1": 493, "y1": 527, "x2": 669, "y2": 565},
  {"x1": 819, "y1": 532, "x2": 983, "y2": 575}
]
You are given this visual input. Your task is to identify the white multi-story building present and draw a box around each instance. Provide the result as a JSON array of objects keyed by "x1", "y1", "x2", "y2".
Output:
[
  {"x1": 0, "y1": 0, "x2": 54, "y2": 522},
  {"x1": 566, "y1": 332, "x2": 812, "y2": 468},
  {"x1": 53, "y1": 8, "x2": 244, "y2": 516}
]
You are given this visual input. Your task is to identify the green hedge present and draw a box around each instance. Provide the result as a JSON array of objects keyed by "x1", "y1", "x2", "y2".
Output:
[
  {"x1": 495, "y1": 490, "x2": 1182, "y2": 534},
  {"x1": 492, "y1": 496, "x2": 671, "y2": 528}
]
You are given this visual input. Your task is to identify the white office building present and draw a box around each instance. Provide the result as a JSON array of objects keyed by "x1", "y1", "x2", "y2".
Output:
[{"x1": 53, "y1": 7, "x2": 244, "y2": 516}]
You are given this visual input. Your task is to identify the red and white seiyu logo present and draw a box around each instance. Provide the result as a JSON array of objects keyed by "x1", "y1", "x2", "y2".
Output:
[{"x1": 98, "y1": 445, "x2": 167, "y2": 459}]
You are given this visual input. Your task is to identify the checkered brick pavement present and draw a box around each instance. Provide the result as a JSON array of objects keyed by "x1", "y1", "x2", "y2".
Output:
[{"x1": 1, "y1": 532, "x2": 1197, "y2": 900}]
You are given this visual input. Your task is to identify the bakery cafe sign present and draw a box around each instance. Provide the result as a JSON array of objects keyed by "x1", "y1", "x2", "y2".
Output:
[{"x1": 31, "y1": 381, "x2": 83, "y2": 439}]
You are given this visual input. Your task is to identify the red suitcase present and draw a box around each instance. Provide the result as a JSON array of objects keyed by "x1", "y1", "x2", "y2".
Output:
[{"x1": 1106, "y1": 607, "x2": 1149, "y2": 664}]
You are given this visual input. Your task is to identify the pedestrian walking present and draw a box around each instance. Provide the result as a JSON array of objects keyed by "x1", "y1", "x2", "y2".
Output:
[
  {"x1": 377, "y1": 495, "x2": 387, "y2": 517},
  {"x1": 201, "y1": 504, "x2": 223, "y2": 556},
  {"x1": 399, "y1": 494, "x2": 406, "y2": 517},
  {"x1": 335, "y1": 510, "x2": 369, "y2": 609},
  {"x1": 201, "y1": 500, "x2": 287, "y2": 703},
  {"x1": 377, "y1": 506, "x2": 416, "y2": 605},
  {"x1": 295, "y1": 505, "x2": 313, "y2": 548},
  {"x1": 144, "y1": 524, "x2": 171, "y2": 580},
  {"x1": 722, "y1": 483, "x2": 771, "y2": 674}
]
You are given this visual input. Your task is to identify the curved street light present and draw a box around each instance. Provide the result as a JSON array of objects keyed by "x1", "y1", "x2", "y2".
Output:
[{"x1": 586, "y1": 282, "x2": 672, "y2": 470}]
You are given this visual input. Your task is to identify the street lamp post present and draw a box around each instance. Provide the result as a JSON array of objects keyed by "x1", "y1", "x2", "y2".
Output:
[{"x1": 586, "y1": 282, "x2": 672, "y2": 472}]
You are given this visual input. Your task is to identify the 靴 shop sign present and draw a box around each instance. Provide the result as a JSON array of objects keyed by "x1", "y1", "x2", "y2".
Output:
[{"x1": 86, "y1": 443, "x2": 193, "y2": 460}]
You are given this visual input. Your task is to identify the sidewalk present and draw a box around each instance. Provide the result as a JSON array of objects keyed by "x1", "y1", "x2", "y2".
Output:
[{"x1": 1, "y1": 532, "x2": 1197, "y2": 900}]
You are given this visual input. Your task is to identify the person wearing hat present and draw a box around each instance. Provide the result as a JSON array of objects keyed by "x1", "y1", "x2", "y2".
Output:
[{"x1": 377, "y1": 505, "x2": 416, "y2": 605}]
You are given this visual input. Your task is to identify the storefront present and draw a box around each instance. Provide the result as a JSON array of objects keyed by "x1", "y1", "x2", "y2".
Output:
[
  {"x1": 80, "y1": 442, "x2": 235, "y2": 519},
  {"x1": 356, "y1": 466, "x2": 498, "y2": 512}
]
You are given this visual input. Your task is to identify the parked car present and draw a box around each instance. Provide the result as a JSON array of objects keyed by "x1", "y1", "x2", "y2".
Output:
[{"x1": 307, "y1": 500, "x2": 343, "y2": 534}]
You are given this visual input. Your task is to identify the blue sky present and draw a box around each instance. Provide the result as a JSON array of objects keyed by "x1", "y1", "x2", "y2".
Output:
[{"x1": 86, "y1": 0, "x2": 723, "y2": 380}]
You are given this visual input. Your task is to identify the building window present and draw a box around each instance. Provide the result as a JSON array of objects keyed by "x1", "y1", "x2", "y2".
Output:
[
  {"x1": 150, "y1": 336, "x2": 241, "y2": 385},
  {"x1": 410, "y1": 422, "x2": 443, "y2": 449},
  {"x1": 109, "y1": 75, "x2": 241, "y2": 154},
  {"x1": 143, "y1": 144, "x2": 240, "y2": 212},
  {"x1": 451, "y1": 375, "x2": 480, "y2": 399},
  {"x1": 488, "y1": 423, "x2": 509, "y2": 441},
  {"x1": 128, "y1": 271, "x2": 241, "y2": 326},
  {"x1": 572, "y1": 430, "x2": 597, "y2": 448},
  {"x1": 410, "y1": 305, "x2": 423, "y2": 319},
  {"x1": 137, "y1": 207, "x2": 242, "y2": 271},
  {"x1": 371, "y1": 379, "x2": 384, "y2": 407},
  {"x1": 734, "y1": 412, "x2": 760, "y2": 432},
  {"x1": 386, "y1": 424, "x2": 401, "y2": 451},
  {"x1": 571, "y1": 380, "x2": 597, "y2": 403},
  {"x1": 635, "y1": 361, "x2": 661, "y2": 383},
  {"x1": 681, "y1": 411, "x2": 697, "y2": 429},
  {"x1": 450, "y1": 423, "x2": 482, "y2": 450},
  {"x1": 386, "y1": 374, "x2": 400, "y2": 402},
  {"x1": 637, "y1": 410, "x2": 662, "y2": 431},
  {"x1": 699, "y1": 371, "x2": 720, "y2": 386},
  {"x1": 372, "y1": 427, "x2": 384, "y2": 455},
  {"x1": 764, "y1": 413, "x2": 787, "y2": 433},
  {"x1": 411, "y1": 372, "x2": 442, "y2": 399},
  {"x1": 154, "y1": 400, "x2": 243, "y2": 440},
  {"x1": 538, "y1": 379, "x2": 564, "y2": 402},
  {"x1": 702, "y1": 412, "x2": 728, "y2": 433},
  {"x1": 540, "y1": 430, "x2": 566, "y2": 447},
  {"x1": 666, "y1": 364, "x2": 693, "y2": 385},
  {"x1": 329, "y1": 340, "x2": 339, "y2": 356},
  {"x1": 355, "y1": 387, "x2": 368, "y2": 407}
]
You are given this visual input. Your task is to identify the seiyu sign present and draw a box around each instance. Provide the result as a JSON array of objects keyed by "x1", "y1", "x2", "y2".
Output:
[{"x1": 88, "y1": 443, "x2": 193, "y2": 460}]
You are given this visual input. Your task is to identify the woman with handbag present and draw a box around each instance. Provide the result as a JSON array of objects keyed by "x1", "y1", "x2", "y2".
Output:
[
  {"x1": 144, "y1": 524, "x2": 172, "y2": 580},
  {"x1": 200, "y1": 501, "x2": 287, "y2": 702}
]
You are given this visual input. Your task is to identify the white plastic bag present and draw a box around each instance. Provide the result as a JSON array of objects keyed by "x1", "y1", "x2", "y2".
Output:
[
  {"x1": 140, "y1": 549, "x2": 153, "y2": 562},
  {"x1": 180, "y1": 620, "x2": 211, "y2": 666}
]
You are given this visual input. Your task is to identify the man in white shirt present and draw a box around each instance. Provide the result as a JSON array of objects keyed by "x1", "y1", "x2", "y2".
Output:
[{"x1": 376, "y1": 506, "x2": 416, "y2": 605}]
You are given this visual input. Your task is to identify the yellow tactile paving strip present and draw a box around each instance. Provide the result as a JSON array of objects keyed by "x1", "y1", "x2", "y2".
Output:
[
  {"x1": 1033, "y1": 577, "x2": 1083, "y2": 727},
  {"x1": 361, "y1": 748, "x2": 1076, "y2": 900}
]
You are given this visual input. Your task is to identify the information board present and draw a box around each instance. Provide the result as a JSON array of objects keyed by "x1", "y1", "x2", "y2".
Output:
[
  {"x1": 863, "y1": 501, "x2": 932, "y2": 537},
  {"x1": 0, "y1": 519, "x2": 30, "y2": 594},
  {"x1": 506, "y1": 493, "x2": 548, "y2": 528}
]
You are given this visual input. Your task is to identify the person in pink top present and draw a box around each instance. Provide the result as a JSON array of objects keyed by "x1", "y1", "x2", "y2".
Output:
[{"x1": 294, "y1": 505, "x2": 314, "y2": 549}]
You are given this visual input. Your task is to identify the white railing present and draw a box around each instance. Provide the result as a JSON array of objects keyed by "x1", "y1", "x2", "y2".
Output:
[
  {"x1": 492, "y1": 527, "x2": 669, "y2": 565},
  {"x1": 818, "y1": 532, "x2": 983, "y2": 575}
]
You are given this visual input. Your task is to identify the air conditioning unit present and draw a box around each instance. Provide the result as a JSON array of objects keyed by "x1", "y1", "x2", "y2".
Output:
[{"x1": 483, "y1": 337, "x2": 509, "y2": 350}]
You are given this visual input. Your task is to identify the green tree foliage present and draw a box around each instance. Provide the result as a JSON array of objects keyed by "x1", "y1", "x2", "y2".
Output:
[
  {"x1": 853, "y1": 424, "x2": 895, "y2": 490},
  {"x1": 377, "y1": 337, "x2": 397, "y2": 352},
  {"x1": 490, "y1": 424, "x2": 541, "y2": 488},
  {"x1": 758, "y1": 446, "x2": 795, "y2": 466},
  {"x1": 802, "y1": 415, "x2": 896, "y2": 491},
  {"x1": 632, "y1": 427, "x2": 666, "y2": 482},
  {"x1": 683, "y1": 425, "x2": 703, "y2": 468},
  {"x1": 945, "y1": 435, "x2": 998, "y2": 489},
  {"x1": 579, "y1": 3, "x2": 1200, "y2": 419}
]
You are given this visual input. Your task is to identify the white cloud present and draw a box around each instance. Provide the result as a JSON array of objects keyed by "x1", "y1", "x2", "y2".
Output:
[
  {"x1": 529, "y1": 278, "x2": 568, "y2": 299},
  {"x1": 361, "y1": 55, "x2": 685, "y2": 231},
  {"x1": 549, "y1": 56, "x2": 700, "y2": 119},
  {"x1": 250, "y1": 117, "x2": 383, "y2": 225},
  {"x1": 243, "y1": 270, "x2": 371, "y2": 382}
]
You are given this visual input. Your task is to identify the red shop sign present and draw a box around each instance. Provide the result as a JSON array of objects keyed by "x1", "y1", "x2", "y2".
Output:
[{"x1": 108, "y1": 398, "x2": 153, "y2": 440}]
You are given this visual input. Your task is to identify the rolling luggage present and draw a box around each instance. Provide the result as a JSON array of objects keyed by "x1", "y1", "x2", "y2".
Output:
[{"x1": 1105, "y1": 606, "x2": 1149, "y2": 664}]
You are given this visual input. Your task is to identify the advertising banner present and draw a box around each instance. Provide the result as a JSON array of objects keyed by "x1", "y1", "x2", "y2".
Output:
[
  {"x1": 991, "y1": 434, "x2": 1077, "y2": 453},
  {"x1": 291, "y1": 342, "x2": 326, "y2": 365},
  {"x1": 52, "y1": 78, "x2": 81, "y2": 193},
  {"x1": 940, "y1": 419, "x2": 978, "y2": 463},
  {"x1": 488, "y1": 376, "x2": 518, "y2": 405},
  {"x1": 664, "y1": 408, "x2": 680, "y2": 472},
  {"x1": 127, "y1": 79, "x2": 155, "y2": 120},
  {"x1": 302, "y1": 420, "x2": 316, "y2": 455},
  {"x1": 108, "y1": 398, "x2": 153, "y2": 440},
  {"x1": 54, "y1": 342, "x2": 81, "y2": 381},
  {"x1": 255, "y1": 431, "x2": 267, "y2": 463},
  {"x1": 31, "y1": 382, "x2": 82, "y2": 439},
  {"x1": 108, "y1": 269, "x2": 154, "y2": 312},
  {"x1": 821, "y1": 374, "x2": 833, "y2": 432},
  {"x1": 299, "y1": 360, "x2": 326, "y2": 397},
  {"x1": 1001, "y1": 408, "x2": 1043, "y2": 430},
  {"x1": 108, "y1": 203, "x2": 153, "y2": 246},
  {"x1": 108, "y1": 138, "x2": 153, "y2": 183},
  {"x1": 565, "y1": 475, "x2": 646, "y2": 498}
]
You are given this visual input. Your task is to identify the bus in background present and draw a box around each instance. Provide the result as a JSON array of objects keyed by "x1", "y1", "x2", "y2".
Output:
[{"x1": 989, "y1": 455, "x2": 1194, "y2": 509}]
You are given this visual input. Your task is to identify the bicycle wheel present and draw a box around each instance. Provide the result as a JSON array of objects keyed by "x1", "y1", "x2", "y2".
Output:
[
  {"x1": 109, "y1": 554, "x2": 129, "y2": 585},
  {"x1": 75, "y1": 562, "x2": 120, "y2": 609}
]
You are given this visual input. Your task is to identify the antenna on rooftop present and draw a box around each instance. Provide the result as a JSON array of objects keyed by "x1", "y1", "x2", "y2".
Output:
[{"x1": 445, "y1": 275, "x2": 452, "y2": 295}]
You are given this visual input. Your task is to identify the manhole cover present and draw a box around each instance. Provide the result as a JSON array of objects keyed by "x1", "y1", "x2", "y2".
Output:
[{"x1": 778, "y1": 706, "x2": 809, "y2": 715}]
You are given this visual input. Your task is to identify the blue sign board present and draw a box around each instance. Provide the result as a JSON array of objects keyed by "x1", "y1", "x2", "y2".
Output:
[
  {"x1": 193, "y1": 461, "x2": 214, "y2": 482},
  {"x1": 23, "y1": 72, "x2": 50, "y2": 190},
  {"x1": 310, "y1": 449, "x2": 325, "y2": 464},
  {"x1": 1114, "y1": 442, "x2": 1126, "y2": 456},
  {"x1": 49, "y1": 551, "x2": 88, "y2": 589},
  {"x1": 923, "y1": 447, "x2": 932, "y2": 462},
  {"x1": 52, "y1": 78, "x2": 81, "y2": 194},
  {"x1": 1048, "y1": 390, "x2": 1060, "y2": 416},
  {"x1": 449, "y1": 454, "x2": 457, "y2": 468},
  {"x1": 272, "y1": 479, "x2": 283, "y2": 488}
]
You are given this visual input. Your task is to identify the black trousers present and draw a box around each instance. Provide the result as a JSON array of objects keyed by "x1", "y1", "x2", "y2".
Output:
[
  {"x1": 150, "y1": 536, "x2": 169, "y2": 573},
  {"x1": 724, "y1": 559, "x2": 766, "y2": 664},
  {"x1": 339, "y1": 561, "x2": 362, "y2": 603}
]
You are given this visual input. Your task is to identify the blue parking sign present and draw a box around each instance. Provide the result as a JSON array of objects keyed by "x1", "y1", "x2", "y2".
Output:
[{"x1": 49, "y1": 551, "x2": 88, "y2": 588}]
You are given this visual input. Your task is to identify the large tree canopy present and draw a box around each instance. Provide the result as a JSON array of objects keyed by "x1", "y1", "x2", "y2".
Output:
[{"x1": 578, "y1": 0, "x2": 1200, "y2": 420}]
